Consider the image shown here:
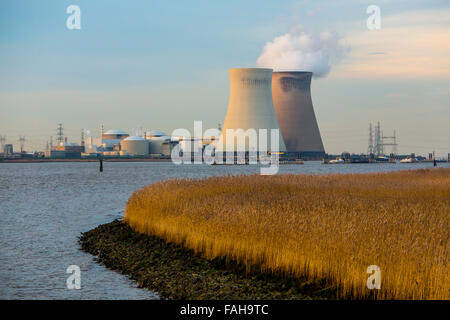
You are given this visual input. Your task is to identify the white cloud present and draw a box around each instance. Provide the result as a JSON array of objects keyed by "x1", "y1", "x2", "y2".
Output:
[{"x1": 256, "y1": 30, "x2": 350, "y2": 77}]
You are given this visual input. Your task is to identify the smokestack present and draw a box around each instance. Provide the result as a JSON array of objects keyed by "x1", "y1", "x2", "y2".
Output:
[
  {"x1": 217, "y1": 68, "x2": 286, "y2": 152},
  {"x1": 272, "y1": 72, "x2": 325, "y2": 158}
]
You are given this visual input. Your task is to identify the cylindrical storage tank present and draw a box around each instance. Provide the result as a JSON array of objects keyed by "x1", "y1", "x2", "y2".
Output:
[
  {"x1": 272, "y1": 72, "x2": 325, "y2": 158},
  {"x1": 149, "y1": 136, "x2": 171, "y2": 155},
  {"x1": 216, "y1": 68, "x2": 286, "y2": 152},
  {"x1": 120, "y1": 136, "x2": 149, "y2": 156}
]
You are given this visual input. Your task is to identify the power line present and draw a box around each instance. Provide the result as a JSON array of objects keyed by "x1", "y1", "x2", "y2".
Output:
[{"x1": 368, "y1": 121, "x2": 398, "y2": 155}]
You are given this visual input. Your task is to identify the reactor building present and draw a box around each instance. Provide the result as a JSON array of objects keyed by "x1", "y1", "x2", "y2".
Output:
[
  {"x1": 82, "y1": 126, "x2": 175, "y2": 158},
  {"x1": 216, "y1": 68, "x2": 286, "y2": 153},
  {"x1": 146, "y1": 130, "x2": 173, "y2": 156},
  {"x1": 120, "y1": 136, "x2": 149, "y2": 156},
  {"x1": 271, "y1": 71, "x2": 325, "y2": 159}
]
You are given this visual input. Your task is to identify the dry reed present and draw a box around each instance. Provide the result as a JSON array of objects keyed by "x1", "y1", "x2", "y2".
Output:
[{"x1": 124, "y1": 168, "x2": 450, "y2": 299}]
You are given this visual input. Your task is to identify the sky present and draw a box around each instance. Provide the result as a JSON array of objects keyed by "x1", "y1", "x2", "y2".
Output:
[{"x1": 0, "y1": 0, "x2": 449, "y2": 156}]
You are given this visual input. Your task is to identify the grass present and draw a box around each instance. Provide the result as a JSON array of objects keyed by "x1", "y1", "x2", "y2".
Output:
[
  {"x1": 124, "y1": 168, "x2": 450, "y2": 300},
  {"x1": 80, "y1": 220, "x2": 331, "y2": 299}
]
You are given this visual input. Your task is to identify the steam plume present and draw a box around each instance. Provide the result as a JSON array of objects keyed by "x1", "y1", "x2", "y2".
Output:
[{"x1": 257, "y1": 30, "x2": 349, "y2": 77}]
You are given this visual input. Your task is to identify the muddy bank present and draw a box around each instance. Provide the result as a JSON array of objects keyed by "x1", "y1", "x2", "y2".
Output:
[{"x1": 79, "y1": 220, "x2": 334, "y2": 300}]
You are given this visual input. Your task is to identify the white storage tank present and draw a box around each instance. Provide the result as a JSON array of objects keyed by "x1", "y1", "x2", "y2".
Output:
[
  {"x1": 149, "y1": 135, "x2": 172, "y2": 156},
  {"x1": 120, "y1": 136, "x2": 149, "y2": 156}
]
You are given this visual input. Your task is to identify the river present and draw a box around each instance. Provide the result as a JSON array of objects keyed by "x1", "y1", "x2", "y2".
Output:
[{"x1": 0, "y1": 161, "x2": 447, "y2": 299}]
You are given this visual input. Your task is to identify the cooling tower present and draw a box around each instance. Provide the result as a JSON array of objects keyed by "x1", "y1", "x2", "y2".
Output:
[
  {"x1": 272, "y1": 72, "x2": 325, "y2": 158},
  {"x1": 217, "y1": 68, "x2": 286, "y2": 152}
]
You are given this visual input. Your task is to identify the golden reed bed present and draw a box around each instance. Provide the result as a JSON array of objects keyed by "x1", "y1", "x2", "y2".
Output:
[{"x1": 124, "y1": 168, "x2": 449, "y2": 299}]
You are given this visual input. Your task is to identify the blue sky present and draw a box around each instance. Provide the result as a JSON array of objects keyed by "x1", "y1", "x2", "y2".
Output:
[{"x1": 1, "y1": 0, "x2": 449, "y2": 155}]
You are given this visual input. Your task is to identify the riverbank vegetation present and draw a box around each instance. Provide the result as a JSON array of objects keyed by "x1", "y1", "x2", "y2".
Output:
[
  {"x1": 80, "y1": 220, "x2": 331, "y2": 299},
  {"x1": 124, "y1": 168, "x2": 449, "y2": 299}
]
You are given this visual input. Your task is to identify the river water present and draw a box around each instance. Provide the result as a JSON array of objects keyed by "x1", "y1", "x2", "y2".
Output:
[{"x1": 0, "y1": 161, "x2": 447, "y2": 299}]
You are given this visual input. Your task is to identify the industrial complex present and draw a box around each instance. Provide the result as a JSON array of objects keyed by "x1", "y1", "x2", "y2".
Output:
[
  {"x1": 83, "y1": 127, "x2": 174, "y2": 158},
  {"x1": 0, "y1": 68, "x2": 448, "y2": 163}
]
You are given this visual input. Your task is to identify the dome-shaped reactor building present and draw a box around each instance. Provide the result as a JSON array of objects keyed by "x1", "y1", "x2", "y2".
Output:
[
  {"x1": 102, "y1": 129, "x2": 129, "y2": 140},
  {"x1": 272, "y1": 72, "x2": 325, "y2": 159},
  {"x1": 216, "y1": 68, "x2": 286, "y2": 153}
]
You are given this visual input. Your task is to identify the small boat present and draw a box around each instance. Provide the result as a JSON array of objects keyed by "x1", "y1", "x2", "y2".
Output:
[
  {"x1": 375, "y1": 156, "x2": 389, "y2": 162},
  {"x1": 329, "y1": 158, "x2": 345, "y2": 164},
  {"x1": 400, "y1": 158, "x2": 414, "y2": 163}
]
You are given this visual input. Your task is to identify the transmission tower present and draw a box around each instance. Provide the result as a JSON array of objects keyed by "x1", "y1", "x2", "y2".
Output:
[
  {"x1": 19, "y1": 136, "x2": 26, "y2": 153},
  {"x1": 0, "y1": 135, "x2": 5, "y2": 153},
  {"x1": 56, "y1": 124, "x2": 64, "y2": 144},
  {"x1": 370, "y1": 121, "x2": 398, "y2": 156},
  {"x1": 367, "y1": 124, "x2": 373, "y2": 154},
  {"x1": 373, "y1": 122, "x2": 382, "y2": 155},
  {"x1": 81, "y1": 128, "x2": 85, "y2": 147},
  {"x1": 382, "y1": 130, "x2": 398, "y2": 155}
]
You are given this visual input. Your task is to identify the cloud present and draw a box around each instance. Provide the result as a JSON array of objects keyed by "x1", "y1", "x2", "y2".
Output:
[
  {"x1": 332, "y1": 9, "x2": 450, "y2": 79},
  {"x1": 256, "y1": 30, "x2": 350, "y2": 77}
]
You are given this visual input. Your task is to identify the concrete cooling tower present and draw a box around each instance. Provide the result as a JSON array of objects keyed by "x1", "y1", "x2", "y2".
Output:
[
  {"x1": 217, "y1": 68, "x2": 286, "y2": 153},
  {"x1": 272, "y1": 72, "x2": 325, "y2": 158}
]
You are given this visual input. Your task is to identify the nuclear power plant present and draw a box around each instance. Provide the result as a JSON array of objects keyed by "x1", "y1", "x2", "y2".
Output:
[
  {"x1": 3, "y1": 68, "x2": 329, "y2": 161},
  {"x1": 216, "y1": 68, "x2": 286, "y2": 153},
  {"x1": 272, "y1": 72, "x2": 325, "y2": 158},
  {"x1": 3, "y1": 66, "x2": 447, "y2": 163}
]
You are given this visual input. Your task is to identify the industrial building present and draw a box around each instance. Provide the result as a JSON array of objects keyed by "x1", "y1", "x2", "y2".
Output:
[
  {"x1": 46, "y1": 141, "x2": 84, "y2": 158},
  {"x1": 101, "y1": 129, "x2": 129, "y2": 140},
  {"x1": 216, "y1": 68, "x2": 286, "y2": 153},
  {"x1": 3, "y1": 144, "x2": 13, "y2": 156},
  {"x1": 120, "y1": 136, "x2": 149, "y2": 156},
  {"x1": 84, "y1": 127, "x2": 130, "y2": 155},
  {"x1": 100, "y1": 128, "x2": 129, "y2": 151},
  {"x1": 146, "y1": 130, "x2": 172, "y2": 156},
  {"x1": 271, "y1": 71, "x2": 325, "y2": 159},
  {"x1": 81, "y1": 127, "x2": 175, "y2": 158}
]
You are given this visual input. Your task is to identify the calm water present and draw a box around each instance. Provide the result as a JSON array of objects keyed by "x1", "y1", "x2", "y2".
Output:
[{"x1": 0, "y1": 161, "x2": 447, "y2": 299}]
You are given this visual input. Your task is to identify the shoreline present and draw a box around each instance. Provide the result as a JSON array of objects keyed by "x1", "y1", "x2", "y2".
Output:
[
  {"x1": 0, "y1": 158, "x2": 172, "y2": 163},
  {"x1": 2, "y1": 158, "x2": 446, "y2": 165},
  {"x1": 79, "y1": 220, "x2": 333, "y2": 300}
]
